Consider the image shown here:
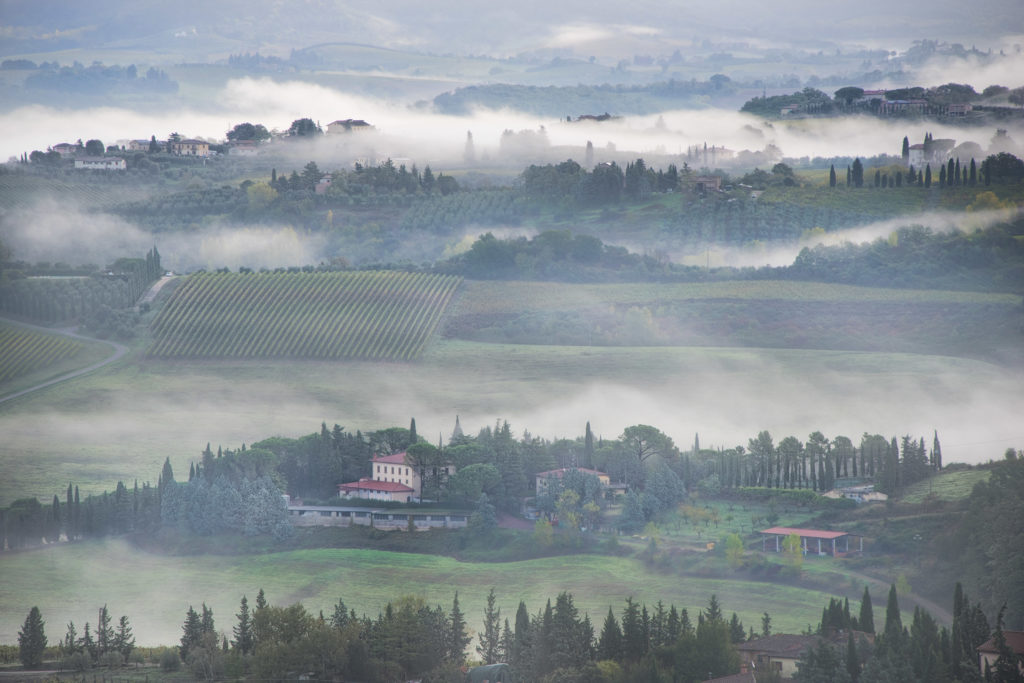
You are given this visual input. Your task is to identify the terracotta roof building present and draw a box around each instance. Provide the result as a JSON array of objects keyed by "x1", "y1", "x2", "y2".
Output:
[
  {"x1": 338, "y1": 478, "x2": 415, "y2": 503},
  {"x1": 977, "y1": 630, "x2": 1024, "y2": 675},
  {"x1": 338, "y1": 451, "x2": 455, "y2": 503}
]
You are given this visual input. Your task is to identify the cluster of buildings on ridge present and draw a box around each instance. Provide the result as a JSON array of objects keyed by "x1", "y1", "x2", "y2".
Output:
[
  {"x1": 287, "y1": 449, "x2": 884, "y2": 542},
  {"x1": 39, "y1": 118, "x2": 375, "y2": 171}
]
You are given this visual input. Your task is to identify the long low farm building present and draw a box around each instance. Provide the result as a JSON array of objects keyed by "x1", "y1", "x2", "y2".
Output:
[{"x1": 760, "y1": 526, "x2": 863, "y2": 557}]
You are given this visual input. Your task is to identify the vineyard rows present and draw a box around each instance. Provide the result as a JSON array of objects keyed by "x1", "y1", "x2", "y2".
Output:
[
  {"x1": 0, "y1": 325, "x2": 84, "y2": 384},
  {"x1": 149, "y1": 271, "x2": 462, "y2": 360}
]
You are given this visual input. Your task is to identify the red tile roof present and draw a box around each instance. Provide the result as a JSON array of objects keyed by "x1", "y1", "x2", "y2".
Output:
[
  {"x1": 760, "y1": 526, "x2": 849, "y2": 540},
  {"x1": 736, "y1": 633, "x2": 817, "y2": 657},
  {"x1": 339, "y1": 480, "x2": 413, "y2": 493},
  {"x1": 977, "y1": 630, "x2": 1024, "y2": 655},
  {"x1": 372, "y1": 452, "x2": 409, "y2": 465}
]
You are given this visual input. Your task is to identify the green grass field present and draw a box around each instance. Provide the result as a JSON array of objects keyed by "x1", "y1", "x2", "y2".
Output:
[
  {"x1": 454, "y1": 280, "x2": 1020, "y2": 316},
  {"x1": 897, "y1": 468, "x2": 991, "y2": 504},
  {"x1": 0, "y1": 538, "x2": 869, "y2": 647}
]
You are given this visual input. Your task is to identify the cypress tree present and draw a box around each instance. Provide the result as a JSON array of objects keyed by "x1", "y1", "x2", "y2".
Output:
[
  {"x1": 883, "y1": 585, "x2": 902, "y2": 647},
  {"x1": 448, "y1": 592, "x2": 470, "y2": 663},
  {"x1": 598, "y1": 607, "x2": 623, "y2": 660},
  {"x1": 902, "y1": 136, "x2": 910, "y2": 161},
  {"x1": 939, "y1": 165, "x2": 946, "y2": 187},
  {"x1": 830, "y1": 164, "x2": 837, "y2": 187},
  {"x1": 925, "y1": 164, "x2": 932, "y2": 188},
  {"x1": 846, "y1": 631, "x2": 860, "y2": 681},
  {"x1": 969, "y1": 159, "x2": 977, "y2": 186},
  {"x1": 859, "y1": 586, "x2": 875, "y2": 634},
  {"x1": 584, "y1": 422, "x2": 594, "y2": 469}
]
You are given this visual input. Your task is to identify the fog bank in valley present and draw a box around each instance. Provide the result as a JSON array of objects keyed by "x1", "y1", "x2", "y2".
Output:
[
  {"x1": 1, "y1": 201, "x2": 327, "y2": 272},
  {"x1": 4, "y1": 71, "x2": 1023, "y2": 167}
]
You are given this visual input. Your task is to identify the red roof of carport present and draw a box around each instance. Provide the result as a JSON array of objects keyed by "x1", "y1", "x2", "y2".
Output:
[{"x1": 760, "y1": 526, "x2": 849, "y2": 540}]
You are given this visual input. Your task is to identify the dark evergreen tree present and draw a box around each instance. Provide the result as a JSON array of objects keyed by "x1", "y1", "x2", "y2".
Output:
[
  {"x1": 180, "y1": 606, "x2": 202, "y2": 661},
  {"x1": 232, "y1": 595, "x2": 253, "y2": 655},
  {"x1": 598, "y1": 607, "x2": 623, "y2": 661},
  {"x1": 830, "y1": 165, "x2": 837, "y2": 187},
  {"x1": 477, "y1": 588, "x2": 501, "y2": 664},
  {"x1": 795, "y1": 638, "x2": 851, "y2": 682},
  {"x1": 859, "y1": 587, "x2": 875, "y2": 634},
  {"x1": 113, "y1": 615, "x2": 134, "y2": 659},
  {"x1": 448, "y1": 591, "x2": 470, "y2": 663},
  {"x1": 621, "y1": 597, "x2": 646, "y2": 661},
  {"x1": 583, "y1": 422, "x2": 594, "y2": 469},
  {"x1": 852, "y1": 158, "x2": 864, "y2": 187},
  {"x1": 882, "y1": 585, "x2": 903, "y2": 651},
  {"x1": 902, "y1": 136, "x2": 910, "y2": 162},
  {"x1": 18, "y1": 606, "x2": 46, "y2": 669},
  {"x1": 846, "y1": 631, "x2": 860, "y2": 682},
  {"x1": 925, "y1": 164, "x2": 932, "y2": 188}
]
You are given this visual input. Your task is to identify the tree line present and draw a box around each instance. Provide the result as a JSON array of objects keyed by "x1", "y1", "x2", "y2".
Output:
[{"x1": 15, "y1": 580, "x2": 1023, "y2": 682}]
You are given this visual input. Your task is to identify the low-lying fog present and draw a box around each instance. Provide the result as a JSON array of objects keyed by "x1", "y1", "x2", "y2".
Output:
[
  {"x1": 3, "y1": 67, "x2": 1023, "y2": 166},
  {"x1": 1, "y1": 344, "x2": 1021, "y2": 510}
]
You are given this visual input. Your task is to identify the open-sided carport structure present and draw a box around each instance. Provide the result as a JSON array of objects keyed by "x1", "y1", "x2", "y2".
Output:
[{"x1": 760, "y1": 526, "x2": 863, "y2": 557}]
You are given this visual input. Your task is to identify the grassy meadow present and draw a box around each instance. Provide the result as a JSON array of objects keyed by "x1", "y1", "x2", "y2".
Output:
[
  {"x1": 0, "y1": 538, "x2": 875, "y2": 647},
  {"x1": 897, "y1": 467, "x2": 991, "y2": 504}
]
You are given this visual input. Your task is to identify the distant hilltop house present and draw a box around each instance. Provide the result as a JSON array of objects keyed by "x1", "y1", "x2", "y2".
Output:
[
  {"x1": 878, "y1": 99, "x2": 928, "y2": 115},
  {"x1": 535, "y1": 467, "x2": 611, "y2": 497},
  {"x1": 977, "y1": 630, "x2": 1024, "y2": 675},
  {"x1": 908, "y1": 138, "x2": 957, "y2": 166},
  {"x1": 170, "y1": 138, "x2": 211, "y2": 157},
  {"x1": 338, "y1": 451, "x2": 455, "y2": 503},
  {"x1": 126, "y1": 139, "x2": 153, "y2": 152},
  {"x1": 822, "y1": 484, "x2": 887, "y2": 504},
  {"x1": 50, "y1": 143, "x2": 80, "y2": 157},
  {"x1": 946, "y1": 103, "x2": 973, "y2": 117},
  {"x1": 693, "y1": 175, "x2": 723, "y2": 193},
  {"x1": 760, "y1": 526, "x2": 863, "y2": 557},
  {"x1": 326, "y1": 119, "x2": 374, "y2": 134},
  {"x1": 74, "y1": 157, "x2": 126, "y2": 171},
  {"x1": 227, "y1": 139, "x2": 260, "y2": 156},
  {"x1": 315, "y1": 174, "x2": 333, "y2": 194}
]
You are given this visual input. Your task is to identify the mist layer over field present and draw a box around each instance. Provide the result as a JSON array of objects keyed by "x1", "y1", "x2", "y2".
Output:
[
  {"x1": 1, "y1": 342, "x2": 1021, "y2": 506},
  {"x1": 4, "y1": 74, "x2": 1023, "y2": 165}
]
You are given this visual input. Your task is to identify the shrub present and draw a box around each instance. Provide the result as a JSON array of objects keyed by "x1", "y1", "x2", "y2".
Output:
[
  {"x1": 60, "y1": 651, "x2": 91, "y2": 672},
  {"x1": 159, "y1": 648, "x2": 181, "y2": 671}
]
